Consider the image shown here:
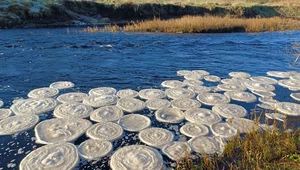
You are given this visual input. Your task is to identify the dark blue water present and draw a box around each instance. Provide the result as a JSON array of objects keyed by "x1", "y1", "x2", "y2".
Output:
[{"x1": 0, "y1": 28, "x2": 299, "y2": 169}]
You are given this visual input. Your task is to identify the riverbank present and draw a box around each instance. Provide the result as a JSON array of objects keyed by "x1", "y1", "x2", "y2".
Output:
[{"x1": 1, "y1": 0, "x2": 300, "y2": 29}]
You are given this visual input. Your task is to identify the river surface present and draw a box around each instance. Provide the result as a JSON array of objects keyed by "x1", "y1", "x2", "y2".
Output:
[{"x1": 0, "y1": 28, "x2": 299, "y2": 169}]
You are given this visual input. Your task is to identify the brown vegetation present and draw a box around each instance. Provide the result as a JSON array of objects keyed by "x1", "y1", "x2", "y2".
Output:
[{"x1": 81, "y1": 16, "x2": 300, "y2": 33}]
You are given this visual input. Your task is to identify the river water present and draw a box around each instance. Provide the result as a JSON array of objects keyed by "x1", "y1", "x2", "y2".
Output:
[{"x1": 0, "y1": 28, "x2": 299, "y2": 169}]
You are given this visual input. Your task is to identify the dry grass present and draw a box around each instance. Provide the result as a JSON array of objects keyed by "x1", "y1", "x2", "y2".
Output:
[
  {"x1": 177, "y1": 112, "x2": 300, "y2": 170},
  {"x1": 112, "y1": 16, "x2": 300, "y2": 33}
]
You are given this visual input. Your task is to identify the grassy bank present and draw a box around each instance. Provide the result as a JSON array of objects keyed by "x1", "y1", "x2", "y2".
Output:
[
  {"x1": 177, "y1": 127, "x2": 300, "y2": 170},
  {"x1": 81, "y1": 16, "x2": 300, "y2": 33}
]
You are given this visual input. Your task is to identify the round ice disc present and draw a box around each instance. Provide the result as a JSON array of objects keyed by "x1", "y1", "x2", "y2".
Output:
[
  {"x1": 228, "y1": 118, "x2": 259, "y2": 134},
  {"x1": 224, "y1": 91, "x2": 257, "y2": 103},
  {"x1": 0, "y1": 109, "x2": 13, "y2": 120},
  {"x1": 229, "y1": 72, "x2": 251, "y2": 79},
  {"x1": 116, "y1": 89, "x2": 138, "y2": 98},
  {"x1": 19, "y1": 142, "x2": 79, "y2": 170},
  {"x1": 86, "y1": 122, "x2": 123, "y2": 141},
  {"x1": 28, "y1": 87, "x2": 59, "y2": 99},
  {"x1": 165, "y1": 88, "x2": 195, "y2": 99},
  {"x1": 184, "y1": 108, "x2": 221, "y2": 126},
  {"x1": 180, "y1": 123, "x2": 209, "y2": 138},
  {"x1": 49, "y1": 81, "x2": 74, "y2": 89},
  {"x1": 244, "y1": 81, "x2": 275, "y2": 91},
  {"x1": 54, "y1": 103, "x2": 93, "y2": 119},
  {"x1": 197, "y1": 93, "x2": 230, "y2": 106},
  {"x1": 138, "y1": 89, "x2": 166, "y2": 100},
  {"x1": 35, "y1": 118, "x2": 92, "y2": 144},
  {"x1": 217, "y1": 84, "x2": 247, "y2": 91},
  {"x1": 265, "y1": 113, "x2": 286, "y2": 122},
  {"x1": 89, "y1": 87, "x2": 117, "y2": 96},
  {"x1": 212, "y1": 104, "x2": 247, "y2": 119},
  {"x1": 250, "y1": 76, "x2": 278, "y2": 85},
  {"x1": 188, "y1": 136, "x2": 225, "y2": 155},
  {"x1": 184, "y1": 73, "x2": 203, "y2": 80},
  {"x1": 146, "y1": 98, "x2": 171, "y2": 110},
  {"x1": 267, "y1": 71, "x2": 292, "y2": 78},
  {"x1": 83, "y1": 95, "x2": 118, "y2": 108},
  {"x1": 118, "y1": 114, "x2": 151, "y2": 132},
  {"x1": 161, "y1": 80, "x2": 185, "y2": 88},
  {"x1": 258, "y1": 97, "x2": 278, "y2": 104},
  {"x1": 161, "y1": 142, "x2": 191, "y2": 161},
  {"x1": 276, "y1": 102, "x2": 300, "y2": 117},
  {"x1": 251, "y1": 90, "x2": 276, "y2": 97},
  {"x1": 117, "y1": 97, "x2": 145, "y2": 112},
  {"x1": 171, "y1": 98, "x2": 201, "y2": 110},
  {"x1": 278, "y1": 79, "x2": 300, "y2": 89},
  {"x1": 188, "y1": 85, "x2": 211, "y2": 94},
  {"x1": 221, "y1": 78, "x2": 245, "y2": 85},
  {"x1": 0, "y1": 114, "x2": 39, "y2": 135},
  {"x1": 192, "y1": 70, "x2": 210, "y2": 76},
  {"x1": 110, "y1": 145, "x2": 163, "y2": 170},
  {"x1": 183, "y1": 79, "x2": 204, "y2": 87},
  {"x1": 138, "y1": 127, "x2": 174, "y2": 148},
  {"x1": 90, "y1": 106, "x2": 123, "y2": 122},
  {"x1": 290, "y1": 93, "x2": 300, "y2": 101},
  {"x1": 56, "y1": 92, "x2": 88, "y2": 103},
  {"x1": 78, "y1": 139, "x2": 113, "y2": 160},
  {"x1": 155, "y1": 107, "x2": 185, "y2": 124},
  {"x1": 210, "y1": 122, "x2": 238, "y2": 140},
  {"x1": 177, "y1": 70, "x2": 192, "y2": 76},
  {"x1": 10, "y1": 98, "x2": 57, "y2": 115},
  {"x1": 257, "y1": 103, "x2": 276, "y2": 110},
  {"x1": 204, "y1": 75, "x2": 221, "y2": 82},
  {"x1": 0, "y1": 100, "x2": 3, "y2": 107}
]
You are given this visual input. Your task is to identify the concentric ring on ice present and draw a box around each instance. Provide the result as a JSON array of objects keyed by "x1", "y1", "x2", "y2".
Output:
[
  {"x1": 155, "y1": 107, "x2": 185, "y2": 124},
  {"x1": 250, "y1": 76, "x2": 278, "y2": 85},
  {"x1": 212, "y1": 104, "x2": 247, "y2": 119},
  {"x1": 78, "y1": 139, "x2": 113, "y2": 160},
  {"x1": 229, "y1": 72, "x2": 251, "y2": 79},
  {"x1": 161, "y1": 80, "x2": 185, "y2": 88},
  {"x1": 171, "y1": 98, "x2": 201, "y2": 110},
  {"x1": 0, "y1": 114, "x2": 39, "y2": 135},
  {"x1": 275, "y1": 102, "x2": 300, "y2": 117},
  {"x1": 204, "y1": 75, "x2": 221, "y2": 82},
  {"x1": 86, "y1": 122, "x2": 123, "y2": 141},
  {"x1": 116, "y1": 89, "x2": 138, "y2": 98},
  {"x1": 224, "y1": 91, "x2": 257, "y2": 103},
  {"x1": 145, "y1": 99, "x2": 171, "y2": 110},
  {"x1": 188, "y1": 136, "x2": 225, "y2": 155},
  {"x1": 56, "y1": 92, "x2": 88, "y2": 103},
  {"x1": 0, "y1": 109, "x2": 13, "y2": 120},
  {"x1": 184, "y1": 108, "x2": 221, "y2": 126},
  {"x1": 180, "y1": 123, "x2": 209, "y2": 138},
  {"x1": 10, "y1": 98, "x2": 57, "y2": 115},
  {"x1": 139, "y1": 127, "x2": 174, "y2": 148},
  {"x1": 110, "y1": 145, "x2": 163, "y2": 170},
  {"x1": 35, "y1": 118, "x2": 92, "y2": 144},
  {"x1": 267, "y1": 71, "x2": 292, "y2": 78},
  {"x1": 197, "y1": 93, "x2": 230, "y2": 106},
  {"x1": 19, "y1": 143, "x2": 79, "y2": 170},
  {"x1": 117, "y1": 97, "x2": 145, "y2": 112},
  {"x1": 49, "y1": 81, "x2": 74, "y2": 89},
  {"x1": 165, "y1": 88, "x2": 195, "y2": 99},
  {"x1": 83, "y1": 95, "x2": 118, "y2": 108},
  {"x1": 90, "y1": 106, "x2": 123, "y2": 122},
  {"x1": 138, "y1": 89, "x2": 166, "y2": 100},
  {"x1": 118, "y1": 114, "x2": 151, "y2": 132},
  {"x1": 161, "y1": 142, "x2": 191, "y2": 161},
  {"x1": 228, "y1": 118, "x2": 259, "y2": 133},
  {"x1": 89, "y1": 87, "x2": 117, "y2": 96},
  {"x1": 28, "y1": 87, "x2": 59, "y2": 99},
  {"x1": 210, "y1": 122, "x2": 238, "y2": 140},
  {"x1": 53, "y1": 103, "x2": 93, "y2": 119}
]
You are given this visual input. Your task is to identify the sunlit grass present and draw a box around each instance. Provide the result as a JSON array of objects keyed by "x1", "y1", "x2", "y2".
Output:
[{"x1": 80, "y1": 16, "x2": 300, "y2": 33}]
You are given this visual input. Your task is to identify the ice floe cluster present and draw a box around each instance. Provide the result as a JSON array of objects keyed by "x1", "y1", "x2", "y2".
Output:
[{"x1": 0, "y1": 70, "x2": 300, "y2": 169}]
